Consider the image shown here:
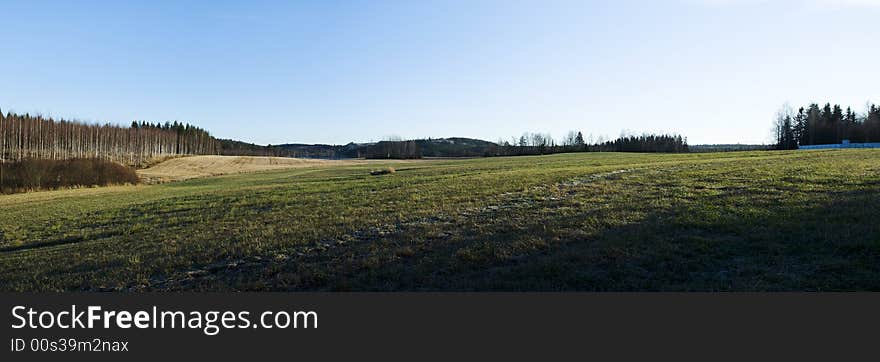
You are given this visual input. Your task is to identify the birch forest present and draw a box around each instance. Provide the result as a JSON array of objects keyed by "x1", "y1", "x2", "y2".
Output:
[{"x1": 0, "y1": 110, "x2": 218, "y2": 166}]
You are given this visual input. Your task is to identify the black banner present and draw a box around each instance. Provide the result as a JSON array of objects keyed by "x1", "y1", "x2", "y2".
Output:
[{"x1": 2, "y1": 294, "x2": 877, "y2": 361}]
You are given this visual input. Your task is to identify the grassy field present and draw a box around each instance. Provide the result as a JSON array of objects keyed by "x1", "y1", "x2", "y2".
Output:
[
  {"x1": 135, "y1": 155, "x2": 366, "y2": 183},
  {"x1": 1, "y1": 150, "x2": 878, "y2": 291}
]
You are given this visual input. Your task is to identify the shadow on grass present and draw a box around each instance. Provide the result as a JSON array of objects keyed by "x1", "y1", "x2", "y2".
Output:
[
  {"x1": 393, "y1": 182, "x2": 875, "y2": 291},
  {"x1": 0, "y1": 229, "x2": 129, "y2": 253},
  {"x1": 443, "y1": 187, "x2": 880, "y2": 291},
  {"x1": 149, "y1": 179, "x2": 879, "y2": 292}
]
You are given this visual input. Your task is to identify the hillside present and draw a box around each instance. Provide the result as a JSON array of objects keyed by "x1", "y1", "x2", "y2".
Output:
[{"x1": 416, "y1": 138, "x2": 497, "y2": 157}]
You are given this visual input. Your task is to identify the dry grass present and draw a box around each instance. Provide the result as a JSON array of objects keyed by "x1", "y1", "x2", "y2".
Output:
[{"x1": 136, "y1": 155, "x2": 364, "y2": 183}]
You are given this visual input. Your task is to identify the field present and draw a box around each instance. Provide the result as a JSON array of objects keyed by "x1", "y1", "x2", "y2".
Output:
[
  {"x1": 1, "y1": 150, "x2": 878, "y2": 291},
  {"x1": 135, "y1": 155, "x2": 366, "y2": 183}
]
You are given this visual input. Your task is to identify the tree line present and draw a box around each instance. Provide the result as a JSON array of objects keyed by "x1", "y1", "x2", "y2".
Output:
[
  {"x1": 1, "y1": 106, "x2": 694, "y2": 168},
  {"x1": 0, "y1": 109, "x2": 219, "y2": 166},
  {"x1": 215, "y1": 140, "x2": 365, "y2": 159},
  {"x1": 489, "y1": 131, "x2": 688, "y2": 156},
  {"x1": 774, "y1": 103, "x2": 880, "y2": 149},
  {"x1": 363, "y1": 140, "x2": 422, "y2": 159}
]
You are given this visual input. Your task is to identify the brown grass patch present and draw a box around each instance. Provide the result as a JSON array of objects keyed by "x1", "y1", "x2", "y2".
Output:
[{"x1": 136, "y1": 155, "x2": 364, "y2": 183}]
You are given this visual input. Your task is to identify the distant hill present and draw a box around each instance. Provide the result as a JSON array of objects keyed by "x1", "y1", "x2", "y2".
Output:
[
  {"x1": 272, "y1": 142, "x2": 365, "y2": 159},
  {"x1": 415, "y1": 138, "x2": 497, "y2": 157},
  {"x1": 219, "y1": 138, "x2": 498, "y2": 159},
  {"x1": 217, "y1": 140, "x2": 363, "y2": 159}
]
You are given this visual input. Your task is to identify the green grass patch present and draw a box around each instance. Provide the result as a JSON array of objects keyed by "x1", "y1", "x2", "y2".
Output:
[{"x1": 1, "y1": 150, "x2": 878, "y2": 291}]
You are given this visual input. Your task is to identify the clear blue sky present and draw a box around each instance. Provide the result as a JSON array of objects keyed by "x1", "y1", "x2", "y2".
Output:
[{"x1": 1, "y1": 0, "x2": 878, "y2": 145}]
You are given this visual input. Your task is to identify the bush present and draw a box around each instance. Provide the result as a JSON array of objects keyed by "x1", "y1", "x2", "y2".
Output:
[{"x1": 0, "y1": 158, "x2": 139, "y2": 194}]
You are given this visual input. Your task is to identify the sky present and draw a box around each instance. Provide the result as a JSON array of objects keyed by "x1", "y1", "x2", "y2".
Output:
[{"x1": 1, "y1": 0, "x2": 878, "y2": 145}]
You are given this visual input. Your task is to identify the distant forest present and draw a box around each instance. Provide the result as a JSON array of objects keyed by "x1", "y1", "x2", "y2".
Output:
[
  {"x1": 0, "y1": 110, "x2": 218, "y2": 166},
  {"x1": 774, "y1": 103, "x2": 880, "y2": 149},
  {"x1": 490, "y1": 132, "x2": 688, "y2": 156},
  {"x1": 360, "y1": 138, "x2": 499, "y2": 159},
  {"x1": 216, "y1": 138, "x2": 497, "y2": 159},
  {"x1": 7, "y1": 100, "x2": 879, "y2": 171},
  {"x1": 1, "y1": 107, "x2": 691, "y2": 170}
]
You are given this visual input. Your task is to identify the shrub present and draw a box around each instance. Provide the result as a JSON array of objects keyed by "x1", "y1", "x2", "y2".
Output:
[{"x1": 0, "y1": 158, "x2": 139, "y2": 194}]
